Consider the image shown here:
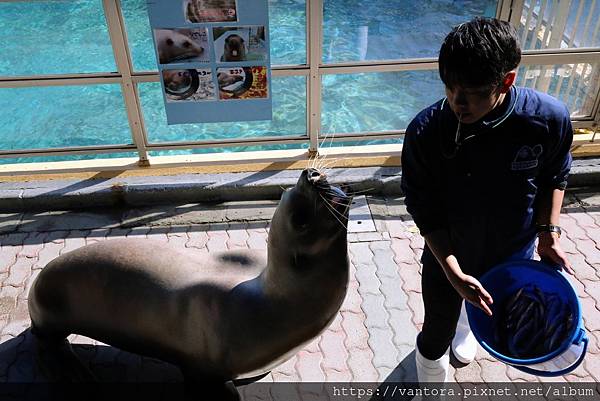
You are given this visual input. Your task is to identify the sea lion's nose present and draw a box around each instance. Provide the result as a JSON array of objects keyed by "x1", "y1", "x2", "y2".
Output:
[{"x1": 305, "y1": 168, "x2": 324, "y2": 184}]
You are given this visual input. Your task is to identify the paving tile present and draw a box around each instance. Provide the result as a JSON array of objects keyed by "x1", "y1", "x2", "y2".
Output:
[
  {"x1": 570, "y1": 254, "x2": 600, "y2": 281},
  {"x1": 571, "y1": 277, "x2": 590, "y2": 299},
  {"x1": 385, "y1": 219, "x2": 413, "y2": 240},
  {"x1": 583, "y1": 280, "x2": 600, "y2": 308},
  {"x1": 146, "y1": 227, "x2": 169, "y2": 242},
  {"x1": 206, "y1": 226, "x2": 228, "y2": 253},
  {"x1": 477, "y1": 359, "x2": 511, "y2": 382},
  {"x1": 186, "y1": 229, "x2": 209, "y2": 249},
  {"x1": 387, "y1": 308, "x2": 418, "y2": 346},
  {"x1": 4, "y1": 257, "x2": 32, "y2": 288},
  {"x1": 371, "y1": 242, "x2": 399, "y2": 276},
  {"x1": 34, "y1": 241, "x2": 64, "y2": 270},
  {"x1": 406, "y1": 291, "x2": 424, "y2": 328},
  {"x1": 409, "y1": 235, "x2": 424, "y2": 252},
  {"x1": 453, "y1": 360, "x2": 484, "y2": 382},
  {"x1": 361, "y1": 293, "x2": 389, "y2": 330},
  {"x1": 295, "y1": 350, "x2": 325, "y2": 381},
  {"x1": 583, "y1": 356, "x2": 600, "y2": 381},
  {"x1": 571, "y1": 212, "x2": 598, "y2": 229},
  {"x1": 379, "y1": 280, "x2": 409, "y2": 311},
  {"x1": 576, "y1": 238, "x2": 600, "y2": 264},
  {"x1": 560, "y1": 235, "x2": 579, "y2": 255},
  {"x1": 271, "y1": 355, "x2": 300, "y2": 381},
  {"x1": 390, "y1": 238, "x2": 416, "y2": 264},
  {"x1": 346, "y1": 347, "x2": 378, "y2": 381},
  {"x1": 398, "y1": 263, "x2": 422, "y2": 293},
  {"x1": 341, "y1": 311, "x2": 369, "y2": 350},
  {"x1": 19, "y1": 233, "x2": 46, "y2": 258},
  {"x1": 166, "y1": 230, "x2": 188, "y2": 249},
  {"x1": 246, "y1": 227, "x2": 268, "y2": 251},
  {"x1": 86, "y1": 229, "x2": 110, "y2": 243},
  {"x1": 561, "y1": 214, "x2": 588, "y2": 240},
  {"x1": 368, "y1": 326, "x2": 398, "y2": 370},
  {"x1": 126, "y1": 227, "x2": 149, "y2": 239},
  {"x1": 0, "y1": 247, "x2": 19, "y2": 274},
  {"x1": 340, "y1": 280, "x2": 362, "y2": 313},
  {"x1": 581, "y1": 296, "x2": 600, "y2": 331},
  {"x1": 319, "y1": 330, "x2": 349, "y2": 372},
  {"x1": 227, "y1": 225, "x2": 249, "y2": 249},
  {"x1": 60, "y1": 231, "x2": 88, "y2": 255},
  {"x1": 20, "y1": 269, "x2": 40, "y2": 301}
]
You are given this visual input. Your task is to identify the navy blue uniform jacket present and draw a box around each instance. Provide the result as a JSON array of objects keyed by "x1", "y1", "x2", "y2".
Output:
[{"x1": 400, "y1": 87, "x2": 573, "y2": 274}]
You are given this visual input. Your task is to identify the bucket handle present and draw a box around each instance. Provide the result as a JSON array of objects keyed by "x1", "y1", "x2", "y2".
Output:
[{"x1": 514, "y1": 330, "x2": 588, "y2": 377}]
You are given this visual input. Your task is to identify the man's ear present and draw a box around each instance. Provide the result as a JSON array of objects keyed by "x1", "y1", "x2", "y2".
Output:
[{"x1": 500, "y1": 71, "x2": 516, "y2": 93}]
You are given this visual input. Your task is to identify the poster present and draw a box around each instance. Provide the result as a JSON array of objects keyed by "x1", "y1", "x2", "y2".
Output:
[{"x1": 147, "y1": 0, "x2": 272, "y2": 124}]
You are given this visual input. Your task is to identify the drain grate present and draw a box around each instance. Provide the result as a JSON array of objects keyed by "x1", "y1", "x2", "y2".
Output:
[{"x1": 348, "y1": 195, "x2": 376, "y2": 233}]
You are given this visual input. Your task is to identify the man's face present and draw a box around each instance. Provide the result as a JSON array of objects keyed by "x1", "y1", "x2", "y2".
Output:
[{"x1": 444, "y1": 83, "x2": 503, "y2": 124}]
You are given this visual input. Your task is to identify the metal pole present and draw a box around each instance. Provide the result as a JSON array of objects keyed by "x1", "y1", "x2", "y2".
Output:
[
  {"x1": 102, "y1": 0, "x2": 150, "y2": 166},
  {"x1": 307, "y1": 0, "x2": 323, "y2": 157}
]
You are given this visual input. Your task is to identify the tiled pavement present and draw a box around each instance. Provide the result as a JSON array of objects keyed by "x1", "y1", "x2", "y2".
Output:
[{"x1": 0, "y1": 190, "x2": 599, "y2": 395}]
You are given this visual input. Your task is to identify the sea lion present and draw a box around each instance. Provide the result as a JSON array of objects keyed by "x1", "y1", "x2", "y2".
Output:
[
  {"x1": 155, "y1": 29, "x2": 204, "y2": 64},
  {"x1": 28, "y1": 168, "x2": 351, "y2": 399},
  {"x1": 217, "y1": 71, "x2": 243, "y2": 88},
  {"x1": 221, "y1": 34, "x2": 246, "y2": 62}
]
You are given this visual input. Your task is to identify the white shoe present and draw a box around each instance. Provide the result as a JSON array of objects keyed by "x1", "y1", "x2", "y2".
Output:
[
  {"x1": 415, "y1": 344, "x2": 449, "y2": 382},
  {"x1": 451, "y1": 302, "x2": 478, "y2": 364}
]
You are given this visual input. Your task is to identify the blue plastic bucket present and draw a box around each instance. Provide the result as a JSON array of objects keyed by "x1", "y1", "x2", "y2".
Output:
[{"x1": 466, "y1": 260, "x2": 588, "y2": 376}]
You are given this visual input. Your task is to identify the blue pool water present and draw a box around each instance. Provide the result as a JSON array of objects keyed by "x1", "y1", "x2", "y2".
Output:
[{"x1": 8, "y1": 0, "x2": 584, "y2": 164}]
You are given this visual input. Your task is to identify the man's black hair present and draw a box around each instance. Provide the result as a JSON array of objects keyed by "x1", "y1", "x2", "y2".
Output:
[{"x1": 439, "y1": 17, "x2": 521, "y2": 88}]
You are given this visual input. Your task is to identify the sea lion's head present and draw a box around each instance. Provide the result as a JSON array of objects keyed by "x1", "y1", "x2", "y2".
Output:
[
  {"x1": 156, "y1": 29, "x2": 204, "y2": 64},
  {"x1": 271, "y1": 168, "x2": 351, "y2": 256}
]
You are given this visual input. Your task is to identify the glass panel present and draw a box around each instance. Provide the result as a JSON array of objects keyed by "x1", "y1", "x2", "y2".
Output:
[
  {"x1": 516, "y1": 63, "x2": 600, "y2": 117},
  {"x1": 518, "y1": 0, "x2": 600, "y2": 50},
  {"x1": 322, "y1": 0, "x2": 497, "y2": 63},
  {"x1": 139, "y1": 76, "x2": 307, "y2": 142},
  {"x1": 148, "y1": 142, "x2": 307, "y2": 157},
  {"x1": 321, "y1": 70, "x2": 445, "y2": 134},
  {"x1": 122, "y1": 0, "x2": 306, "y2": 71},
  {"x1": 0, "y1": 153, "x2": 138, "y2": 166},
  {"x1": 0, "y1": 85, "x2": 132, "y2": 152},
  {"x1": 0, "y1": 1, "x2": 116, "y2": 76}
]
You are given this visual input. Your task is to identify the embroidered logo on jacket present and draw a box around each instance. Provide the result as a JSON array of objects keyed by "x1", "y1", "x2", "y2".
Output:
[{"x1": 511, "y1": 144, "x2": 543, "y2": 170}]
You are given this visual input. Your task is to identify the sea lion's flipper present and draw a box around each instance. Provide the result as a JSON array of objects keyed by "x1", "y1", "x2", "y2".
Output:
[
  {"x1": 232, "y1": 371, "x2": 270, "y2": 386},
  {"x1": 33, "y1": 333, "x2": 96, "y2": 382}
]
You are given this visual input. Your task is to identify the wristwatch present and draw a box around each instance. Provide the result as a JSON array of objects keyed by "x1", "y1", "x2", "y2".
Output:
[{"x1": 536, "y1": 224, "x2": 562, "y2": 237}]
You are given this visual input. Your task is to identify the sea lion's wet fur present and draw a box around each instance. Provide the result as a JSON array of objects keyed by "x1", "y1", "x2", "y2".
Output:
[{"x1": 28, "y1": 169, "x2": 350, "y2": 385}]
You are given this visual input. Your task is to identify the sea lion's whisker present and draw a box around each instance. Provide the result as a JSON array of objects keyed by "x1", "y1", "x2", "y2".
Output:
[
  {"x1": 328, "y1": 198, "x2": 352, "y2": 208},
  {"x1": 319, "y1": 194, "x2": 349, "y2": 221},
  {"x1": 319, "y1": 195, "x2": 349, "y2": 230},
  {"x1": 344, "y1": 188, "x2": 375, "y2": 196}
]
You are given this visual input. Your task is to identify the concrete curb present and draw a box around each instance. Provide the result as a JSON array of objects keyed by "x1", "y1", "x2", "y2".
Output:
[{"x1": 0, "y1": 159, "x2": 598, "y2": 212}]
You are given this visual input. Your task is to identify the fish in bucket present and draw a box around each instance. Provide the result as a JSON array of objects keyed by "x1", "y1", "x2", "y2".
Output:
[{"x1": 466, "y1": 260, "x2": 588, "y2": 376}]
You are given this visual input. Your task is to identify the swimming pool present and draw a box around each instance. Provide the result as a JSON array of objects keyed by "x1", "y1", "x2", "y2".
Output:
[{"x1": 5, "y1": 0, "x2": 574, "y2": 164}]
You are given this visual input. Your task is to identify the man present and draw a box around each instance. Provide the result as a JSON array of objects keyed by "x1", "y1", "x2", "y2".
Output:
[{"x1": 400, "y1": 17, "x2": 573, "y2": 382}]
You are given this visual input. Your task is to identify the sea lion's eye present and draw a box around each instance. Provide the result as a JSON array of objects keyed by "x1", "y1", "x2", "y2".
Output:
[
  {"x1": 183, "y1": 41, "x2": 192, "y2": 48},
  {"x1": 166, "y1": 38, "x2": 174, "y2": 46}
]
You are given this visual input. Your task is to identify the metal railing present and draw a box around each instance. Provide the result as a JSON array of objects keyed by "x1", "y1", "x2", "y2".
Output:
[{"x1": 0, "y1": 0, "x2": 599, "y2": 171}]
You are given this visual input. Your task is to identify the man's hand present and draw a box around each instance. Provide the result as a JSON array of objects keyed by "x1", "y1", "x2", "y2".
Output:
[
  {"x1": 447, "y1": 271, "x2": 494, "y2": 316},
  {"x1": 537, "y1": 232, "x2": 574, "y2": 274}
]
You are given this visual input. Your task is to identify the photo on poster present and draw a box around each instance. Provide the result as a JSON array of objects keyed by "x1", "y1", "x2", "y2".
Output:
[
  {"x1": 217, "y1": 66, "x2": 268, "y2": 100},
  {"x1": 154, "y1": 28, "x2": 209, "y2": 65},
  {"x1": 184, "y1": 0, "x2": 238, "y2": 23},
  {"x1": 163, "y1": 68, "x2": 216, "y2": 102},
  {"x1": 213, "y1": 26, "x2": 267, "y2": 62}
]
